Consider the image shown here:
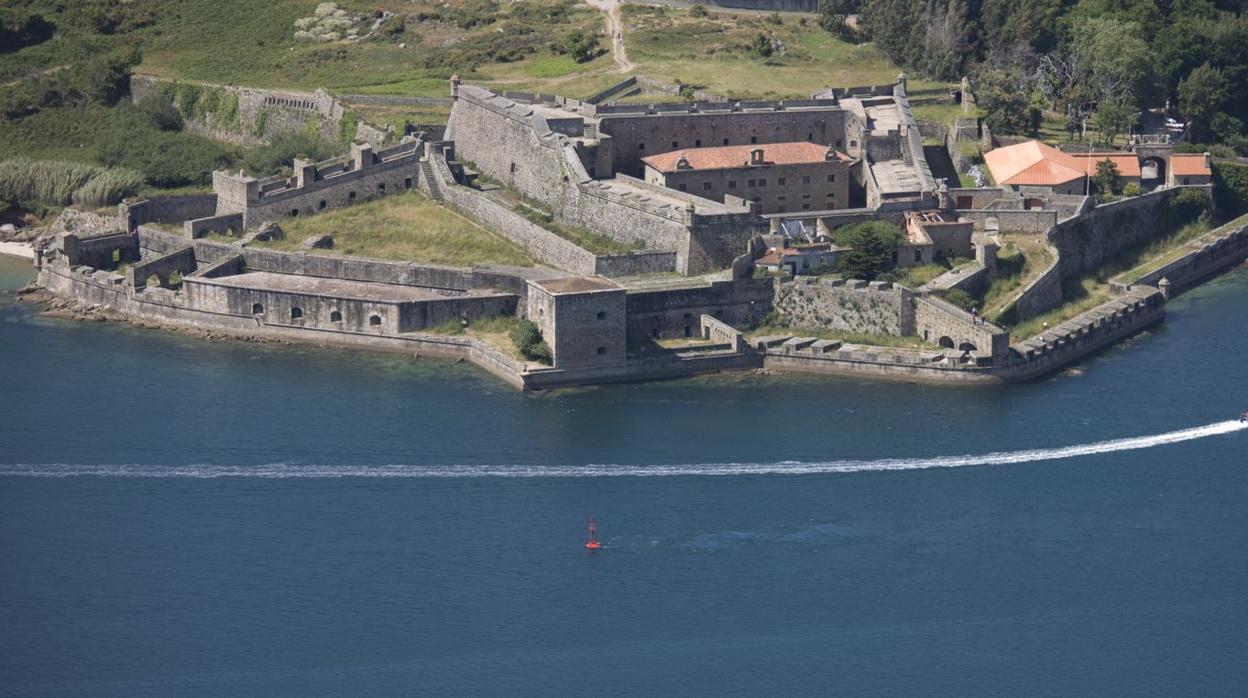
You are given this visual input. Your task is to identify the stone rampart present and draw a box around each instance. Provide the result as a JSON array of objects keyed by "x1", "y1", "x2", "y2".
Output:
[
  {"x1": 186, "y1": 213, "x2": 244, "y2": 239},
  {"x1": 625, "y1": 278, "x2": 774, "y2": 343},
  {"x1": 700, "y1": 315, "x2": 745, "y2": 352},
  {"x1": 62, "y1": 231, "x2": 137, "y2": 269},
  {"x1": 131, "y1": 76, "x2": 345, "y2": 145},
  {"x1": 119, "y1": 195, "x2": 218, "y2": 231},
  {"x1": 1113, "y1": 216, "x2": 1248, "y2": 294},
  {"x1": 1052, "y1": 186, "x2": 1212, "y2": 280},
  {"x1": 135, "y1": 226, "x2": 543, "y2": 296},
  {"x1": 912, "y1": 294, "x2": 1009, "y2": 357},
  {"x1": 958, "y1": 209, "x2": 1056, "y2": 233},
  {"x1": 772, "y1": 277, "x2": 908, "y2": 336},
  {"x1": 594, "y1": 251, "x2": 679, "y2": 276},
  {"x1": 127, "y1": 245, "x2": 196, "y2": 289}
]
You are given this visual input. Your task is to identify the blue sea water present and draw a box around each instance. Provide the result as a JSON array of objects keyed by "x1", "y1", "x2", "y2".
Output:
[{"x1": 1, "y1": 253, "x2": 1247, "y2": 696}]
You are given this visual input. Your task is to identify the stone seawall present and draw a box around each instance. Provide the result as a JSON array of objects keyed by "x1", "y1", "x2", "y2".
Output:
[
  {"x1": 1112, "y1": 216, "x2": 1248, "y2": 295},
  {"x1": 773, "y1": 277, "x2": 906, "y2": 336}
]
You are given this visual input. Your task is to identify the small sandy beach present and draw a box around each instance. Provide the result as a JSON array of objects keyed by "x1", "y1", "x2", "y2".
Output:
[{"x1": 0, "y1": 241, "x2": 34, "y2": 260}]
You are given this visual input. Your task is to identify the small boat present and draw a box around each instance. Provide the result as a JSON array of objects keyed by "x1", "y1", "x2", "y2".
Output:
[
  {"x1": 585, "y1": 515, "x2": 603, "y2": 550},
  {"x1": 1241, "y1": 411, "x2": 1248, "y2": 423}
]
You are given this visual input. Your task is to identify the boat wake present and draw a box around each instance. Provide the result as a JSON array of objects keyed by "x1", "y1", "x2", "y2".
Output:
[{"x1": 2, "y1": 420, "x2": 1244, "y2": 479}]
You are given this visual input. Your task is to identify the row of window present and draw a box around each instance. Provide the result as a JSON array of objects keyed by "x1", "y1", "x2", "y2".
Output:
[
  {"x1": 253, "y1": 303, "x2": 382, "y2": 326},
  {"x1": 640, "y1": 135, "x2": 849, "y2": 152},
  {"x1": 288, "y1": 177, "x2": 414, "y2": 218}
]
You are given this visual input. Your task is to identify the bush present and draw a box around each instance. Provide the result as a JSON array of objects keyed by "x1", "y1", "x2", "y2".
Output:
[
  {"x1": 94, "y1": 104, "x2": 229, "y2": 188},
  {"x1": 1122, "y1": 182, "x2": 1141, "y2": 197},
  {"x1": 509, "y1": 318, "x2": 552, "y2": 362},
  {"x1": 242, "y1": 134, "x2": 337, "y2": 177},
  {"x1": 940, "y1": 288, "x2": 975, "y2": 310},
  {"x1": 689, "y1": 3, "x2": 708, "y2": 17},
  {"x1": 71, "y1": 167, "x2": 144, "y2": 207},
  {"x1": 1213, "y1": 161, "x2": 1248, "y2": 219},
  {"x1": 1167, "y1": 188, "x2": 1209, "y2": 226},
  {"x1": 136, "y1": 94, "x2": 183, "y2": 132},
  {"x1": 832, "y1": 220, "x2": 905, "y2": 281}
]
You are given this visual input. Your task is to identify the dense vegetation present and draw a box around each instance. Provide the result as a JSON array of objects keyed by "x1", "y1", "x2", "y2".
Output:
[
  {"x1": 841, "y1": 0, "x2": 1247, "y2": 152},
  {"x1": 831, "y1": 221, "x2": 906, "y2": 280}
]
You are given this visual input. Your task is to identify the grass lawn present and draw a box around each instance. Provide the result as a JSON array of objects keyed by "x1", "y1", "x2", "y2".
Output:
[
  {"x1": 1007, "y1": 276, "x2": 1114, "y2": 342},
  {"x1": 422, "y1": 316, "x2": 534, "y2": 362},
  {"x1": 896, "y1": 264, "x2": 948, "y2": 288},
  {"x1": 254, "y1": 191, "x2": 536, "y2": 267},
  {"x1": 620, "y1": 6, "x2": 947, "y2": 99},
  {"x1": 748, "y1": 325, "x2": 936, "y2": 349},
  {"x1": 984, "y1": 233, "x2": 1055, "y2": 318},
  {"x1": 1112, "y1": 216, "x2": 1244, "y2": 285}
]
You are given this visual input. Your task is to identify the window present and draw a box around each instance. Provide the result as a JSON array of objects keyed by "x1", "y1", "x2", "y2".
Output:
[
  {"x1": 684, "y1": 325, "x2": 692, "y2": 338},
  {"x1": 651, "y1": 328, "x2": 659, "y2": 339},
  {"x1": 914, "y1": 249, "x2": 922, "y2": 263},
  {"x1": 778, "y1": 195, "x2": 786, "y2": 201},
  {"x1": 510, "y1": 162, "x2": 516, "y2": 173},
  {"x1": 807, "y1": 133, "x2": 813, "y2": 140},
  {"x1": 722, "y1": 138, "x2": 730, "y2": 145},
  {"x1": 596, "y1": 311, "x2": 607, "y2": 320},
  {"x1": 802, "y1": 204, "x2": 811, "y2": 210},
  {"x1": 703, "y1": 182, "x2": 712, "y2": 191},
  {"x1": 378, "y1": 183, "x2": 386, "y2": 194},
  {"x1": 694, "y1": 139, "x2": 701, "y2": 147},
  {"x1": 1183, "y1": 177, "x2": 1190, "y2": 185},
  {"x1": 290, "y1": 209, "x2": 299, "y2": 217},
  {"x1": 348, "y1": 191, "x2": 356, "y2": 202},
  {"x1": 368, "y1": 315, "x2": 381, "y2": 326},
  {"x1": 318, "y1": 200, "x2": 327, "y2": 210},
  {"x1": 596, "y1": 346, "x2": 607, "y2": 355},
  {"x1": 330, "y1": 310, "x2": 342, "y2": 322},
  {"x1": 802, "y1": 194, "x2": 810, "y2": 199},
  {"x1": 827, "y1": 174, "x2": 836, "y2": 183},
  {"x1": 747, "y1": 179, "x2": 756, "y2": 187},
  {"x1": 759, "y1": 179, "x2": 767, "y2": 187},
  {"x1": 728, "y1": 180, "x2": 737, "y2": 189},
  {"x1": 671, "y1": 141, "x2": 678, "y2": 149},
  {"x1": 638, "y1": 143, "x2": 645, "y2": 151},
  {"x1": 836, "y1": 139, "x2": 843, "y2": 147},
  {"x1": 291, "y1": 307, "x2": 303, "y2": 320},
  {"x1": 802, "y1": 176, "x2": 811, "y2": 185},
  {"x1": 404, "y1": 177, "x2": 413, "y2": 189},
  {"x1": 778, "y1": 177, "x2": 786, "y2": 186},
  {"x1": 850, "y1": 140, "x2": 857, "y2": 148},
  {"x1": 252, "y1": 303, "x2": 264, "y2": 314},
  {"x1": 750, "y1": 136, "x2": 758, "y2": 144}
]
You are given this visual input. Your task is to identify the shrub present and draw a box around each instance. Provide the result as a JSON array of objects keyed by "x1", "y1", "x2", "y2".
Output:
[
  {"x1": 689, "y1": 3, "x2": 708, "y2": 17},
  {"x1": 0, "y1": 157, "x2": 100, "y2": 207},
  {"x1": 941, "y1": 288, "x2": 975, "y2": 310},
  {"x1": 95, "y1": 104, "x2": 229, "y2": 187},
  {"x1": 242, "y1": 134, "x2": 336, "y2": 177},
  {"x1": 832, "y1": 221, "x2": 905, "y2": 281},
  {"x1": 509, "y1": 319, "x2": 552, "y2": 362},
  {"x1": 136, "y1": 94, "x2": 183, "y2": 131},
  {"x1": 1213, "y1": 161, "x2": 1248, "y2": 219},
  {"x1": 1122, "y1": 182, "x2": 1141, "y2": 197},
  {"x1": 1167, "y1": 188, "x2": 1209, "y2": 226},
  {"x1": 71, "y1": 167, "x2": 144, "y2": 207}
]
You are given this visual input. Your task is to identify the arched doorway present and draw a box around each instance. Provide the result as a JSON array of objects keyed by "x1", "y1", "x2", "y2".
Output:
[{"x1": 1140, "y1": 157, "x2": 1166, "y2": 188}]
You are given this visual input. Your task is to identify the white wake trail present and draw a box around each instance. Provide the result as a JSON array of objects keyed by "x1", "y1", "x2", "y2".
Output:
[{"x1": 2, "y1": 421, "x2": 1244, "y2": 479}]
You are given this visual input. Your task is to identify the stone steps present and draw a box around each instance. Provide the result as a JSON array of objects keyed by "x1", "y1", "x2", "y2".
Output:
[{"x1": 420, "y1": 160, "x2": 442, "y2": 200}]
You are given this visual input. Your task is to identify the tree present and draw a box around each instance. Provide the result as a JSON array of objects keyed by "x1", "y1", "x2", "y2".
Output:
[
  {"x1": 1093, "y1": 158, "x2": 1120, "y2": 197},
  {"x1": 749, "y1": 32, "x2": 774, "y2": 59},
  {"x1": 1090, "y1": 96, "x2": 1134, "y2": 146},
  {"x1": 973, "y1": 66, "x2": 1032, "y2": 134},
  {"x1": 1178, "y1": 62, "x2": 1228, "y2": 143},
  {"x1": 832, "y1": 221, "x2": 905, "y2": 281}
]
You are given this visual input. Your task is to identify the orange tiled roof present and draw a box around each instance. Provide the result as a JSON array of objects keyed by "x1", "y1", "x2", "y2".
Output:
[
  {"x1": 642, "y1": 142, "x2": 847, "y2": 173},
  {"x1": 1171, "y1": 154, "x2": 1211, "y2": 177},
  {"x1": 984, "y1": 140, "x2": 1145, "y2": 186}
]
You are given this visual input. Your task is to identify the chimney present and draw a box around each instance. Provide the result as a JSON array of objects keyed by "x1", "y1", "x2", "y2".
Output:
[
  {"x1": 749, "y1": 148, "x2": 764, "y2": 166},
  {"x1": 351, "y1": 142, "x2": 374, "y2": 171},
  {"x1": 450, "y1": 73, "x2": 461, "y2": 100},
  {"x1": 1204, "y1": 152, "x2": 1212, "y2": 170}
]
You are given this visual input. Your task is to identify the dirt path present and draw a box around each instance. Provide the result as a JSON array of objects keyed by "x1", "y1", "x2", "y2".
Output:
[{"x1": 585, "y1": 0, "x2": 634, "y2": 73}]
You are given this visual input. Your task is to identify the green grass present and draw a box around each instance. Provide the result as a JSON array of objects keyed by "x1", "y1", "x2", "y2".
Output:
[
  {"x1": 748, "y1": 325, "x2": 936, "y2": 349},
  {"x1": 895, "y1": 264, "x2": 948, "y2": 288},
  {"x1": 1112, "y1": 216, "x2": 1243, "y2": 285},
  {"x1": 983, "y1": 234, "x2": 1055, "y2": 318},
  {"x1": 424, "y1": 315, "x2": 532, "y2": 361},
  {"x1": 254, "y1": 190, "x2": 536, "y2": 267},
  {"x1": 620, "y1": 6, "x2": 946, "y2": 99},
  {"x1": 1007, "y1": 276, "x2": 1114, "y2": 342}
]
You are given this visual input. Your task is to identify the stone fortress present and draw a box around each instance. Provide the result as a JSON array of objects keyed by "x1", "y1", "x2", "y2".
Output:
[{"x1": 29, "y1": 75, "x2": 1248, "y2": 390}]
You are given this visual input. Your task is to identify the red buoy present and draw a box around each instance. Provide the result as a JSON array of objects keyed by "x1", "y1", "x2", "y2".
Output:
[{"x1": 585, "y1": 515, "x2": 603, "y2": 550}]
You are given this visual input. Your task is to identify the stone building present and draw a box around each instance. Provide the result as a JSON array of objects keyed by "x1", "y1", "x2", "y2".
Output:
[
  {"x1": 526, "y1": 276, "x2": 627, "y2": 369},
  {"x1": 903, "y1": 210, "x2": 974, "y2": 262},
  {"x1": 755, "y1": 242, "x2": 843, "y2": 275},
  {"x1": 641, "y1": 142, "x2": 852, "y2": 214}
]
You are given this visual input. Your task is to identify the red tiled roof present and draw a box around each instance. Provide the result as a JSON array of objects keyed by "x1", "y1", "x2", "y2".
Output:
[
  {"x1": 1171, "y1": 154, "x2": 1211, "y2": 177},
  {"x1": 984, "y1": 140, "x2": 1144, "y2": 186},
  {"x1": 642, "y1": 142, "x2": 847, "y2": 173}
]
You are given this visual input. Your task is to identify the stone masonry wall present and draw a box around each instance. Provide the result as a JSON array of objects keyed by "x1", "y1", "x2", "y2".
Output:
[
  {"x1": 120, "y1": 195, "x2": 219, "y2": 231},
  {"x1": 625, "y1": 278, "x2": 774, "y2": 343},
  {"x1": 772, "y1": 277, "x2": 907, "y2": 336}
]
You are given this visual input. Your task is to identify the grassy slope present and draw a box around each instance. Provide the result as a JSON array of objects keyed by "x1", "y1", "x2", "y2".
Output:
[
  {"x1": 255, "y1": 191, "x2": 536, "y2": 267},
  {"x1": 621, "y1": 6, "x2": 946, "y2": 99}
]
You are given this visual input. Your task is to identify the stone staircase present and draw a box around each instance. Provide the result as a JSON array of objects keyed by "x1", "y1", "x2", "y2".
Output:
[{"x1": 419, "y1": 160, "x2": 442, "y2": 200}]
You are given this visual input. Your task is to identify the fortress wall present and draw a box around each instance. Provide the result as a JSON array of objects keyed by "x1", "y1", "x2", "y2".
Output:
[
  {"x1": 135, "y1": 226, "x2": 536, "y2": 295},
  {"x1": 772, "y1": 277, "x2": 908, "y2": 336},
  {"x1": 186, "y1": 213, "x2": 244, "y2": 239},
  {"x1": 912, "y1": 295, "x2": 1010, "y2": 357},
  {"x1": 624, "y1": 278, "x2": 774, "y2": 343},
  {"x1": 120, "y1": 195, "x2": 218, "y2": 231},
  {"x1": 1052, "y1": 186, "x2": 1212, "y2": 280},
  {"x1": 238, "y1": 156, "x2": 422, "y2": 228},
  {"x1": 594, "y1": 251, "x2": 679, "y2": 277},
  {"x1": 957, "y1": 209, "x2": 1056, "y2": 233},
  {"x1": 1120, "y1": 217, "x2": 1248, "y2": 294},
  {"x1": 127, "y1": 245, "x2": 196, "y2": 289},
  {"x1": 597, "y1": 108, "x2": 848, "y2": 177},
  {"x1": 1001, "y1": 235, "x2": 1063, "y2": 323},
  {"x1": 437, "y1": 179, "x2": 597, "y2": 275}
]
